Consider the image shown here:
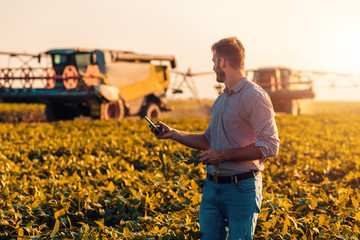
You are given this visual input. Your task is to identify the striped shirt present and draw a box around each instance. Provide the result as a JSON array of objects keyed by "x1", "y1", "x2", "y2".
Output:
[{"x1": 204, "y1": 77, "x2": 280, "y2": 176}]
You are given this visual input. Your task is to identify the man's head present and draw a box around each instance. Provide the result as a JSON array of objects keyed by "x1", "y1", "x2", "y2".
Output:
[{"x1": 211, "y1": 37, "x2": 245, "y2": 83}]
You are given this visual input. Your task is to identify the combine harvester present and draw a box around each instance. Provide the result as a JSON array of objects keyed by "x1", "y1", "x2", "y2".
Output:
[
  {"x1": 247, "y1": 67, "x2": 316, "y2": 115},
  {"x1": 0, "y1": 49, "x2": 176, "y2": 121}
]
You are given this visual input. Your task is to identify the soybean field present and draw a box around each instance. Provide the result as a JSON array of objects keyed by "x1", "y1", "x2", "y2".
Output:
[{"x1": 1, "y1": 103, "x2": 360, "y2": 239}]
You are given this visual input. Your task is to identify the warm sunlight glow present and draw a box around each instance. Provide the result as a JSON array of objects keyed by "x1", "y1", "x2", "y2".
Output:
[
  {"x1": 1, "y1": 0, "x2": 360, "y2": 100},
  {"x1": 323, "y1": 17, "x2": 360, "y2": 74}
]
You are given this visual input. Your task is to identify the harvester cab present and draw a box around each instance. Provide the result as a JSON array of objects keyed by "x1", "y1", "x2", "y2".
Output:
[
  {"x1": 46, "y1": 49, "x2": 106, "y2": 75},
  {"x1": 43, "y1": 49, "x2": 106, "y2": 89}
]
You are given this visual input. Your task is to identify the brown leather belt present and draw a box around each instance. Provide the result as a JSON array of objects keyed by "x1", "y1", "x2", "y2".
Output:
[{"x1": 207, "y1": 171, "x2": 259, "y2": 184}]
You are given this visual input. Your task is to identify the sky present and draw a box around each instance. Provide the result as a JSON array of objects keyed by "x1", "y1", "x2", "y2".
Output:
[{"x1": 1, "y1": 0, "x2": 360, "y2": 100}]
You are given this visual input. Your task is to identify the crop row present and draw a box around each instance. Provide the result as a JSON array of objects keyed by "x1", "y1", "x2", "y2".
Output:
[{"x1": 0, "y1": 103, "x2": 46, "y2": 123}]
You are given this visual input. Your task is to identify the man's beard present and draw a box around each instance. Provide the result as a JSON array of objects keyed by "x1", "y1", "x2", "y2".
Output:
[{"x1": 215, "y1": 66, "x2": 226, "y2": 83}]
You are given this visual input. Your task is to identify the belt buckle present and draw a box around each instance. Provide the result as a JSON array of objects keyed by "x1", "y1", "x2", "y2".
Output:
[{"x1": 213, "y1": 175, "x2": 218, "y2": 183}]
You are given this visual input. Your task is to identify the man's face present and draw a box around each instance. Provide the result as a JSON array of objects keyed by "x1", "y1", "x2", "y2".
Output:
[{"x1": 212, "y1": 52, "x2": 225, "y2": 83}]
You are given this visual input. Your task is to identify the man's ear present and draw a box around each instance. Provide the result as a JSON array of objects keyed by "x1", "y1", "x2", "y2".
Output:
[{"x1": 220, "y1": 58, "x2": 226, "y2": 68}]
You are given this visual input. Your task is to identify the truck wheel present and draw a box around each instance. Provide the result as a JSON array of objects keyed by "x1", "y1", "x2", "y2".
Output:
[
  {"x1": 142, "y1": 103, "x2": 161, "y2": 118},
  {"x1": 102, "y1": 100, "x2": 124, "y2": 120},
  {"x1": 45, "y1": 104, "x2": 58, "y2": 122}
]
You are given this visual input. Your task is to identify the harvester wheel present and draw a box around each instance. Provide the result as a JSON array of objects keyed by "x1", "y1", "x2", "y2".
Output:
[
  {"x1": 42, "y1": 68, "x2": 56, "y2": 89},
  {"x1": 62, "y1": 65, "x2": 79, "y2": 89},
  {"x1": 1, "y1": 68, "x2": 14, "y2": 88},
  {"x1": 20, "y1": 68, "x2": 35, "y2": 88},
  {"x1": 84, "y1": 65, "x2": 101, "y2": 86},
  {"x1": 45, "y1": 103, "x2": 77, "y2": 121},
  {"x1": 141, "y1": 103, "x2": 161, "y2": 119},
  {"x1": 102, "y1": 100, "x2": 124, "y2": 120},
  {"x1": 45, "y1": 104, "x2": 59, "y2": 122}
]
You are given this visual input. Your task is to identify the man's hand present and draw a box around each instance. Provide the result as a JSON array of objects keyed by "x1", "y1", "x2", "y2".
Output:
[
  {"x1": 149, "y1": 121, "x2": 173, "y2": 139},
  {"x1": 149, "y1": 121, "x2": 210, "y2": 150},
  {"x1": 198, "y1": 149, "x2": 225, "y2": 165}
]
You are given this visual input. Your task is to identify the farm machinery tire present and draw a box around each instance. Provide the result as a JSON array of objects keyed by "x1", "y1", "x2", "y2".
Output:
[
  {"x1": 101, "y1": 100, "x2": 125, "y2": 120},
  {"x1": 141, "y1": 102, "x2": 161, "y2": 119},
  {"x1": 45, "y1": 103, "x2": 77, "y2": 122}
]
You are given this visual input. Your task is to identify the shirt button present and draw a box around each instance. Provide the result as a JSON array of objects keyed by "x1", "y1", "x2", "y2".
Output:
[{"x1": 217, "y1": 140, "x2": 220, "y2": 143}]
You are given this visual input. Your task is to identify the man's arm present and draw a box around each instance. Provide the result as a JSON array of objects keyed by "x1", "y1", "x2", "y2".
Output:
[
  {"x1": 198, "y1": 143, "x2": 262, "y2": 165},
  {"x1": 152, "y1": 121, "x2": 210, "y2": 150}
]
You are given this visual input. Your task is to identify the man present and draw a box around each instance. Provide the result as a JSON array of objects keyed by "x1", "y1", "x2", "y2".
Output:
[{"x1": 150, "y1": 37, "x2": 280, "y2": 240}]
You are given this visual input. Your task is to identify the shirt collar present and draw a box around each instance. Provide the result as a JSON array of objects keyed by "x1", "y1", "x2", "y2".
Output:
[{"x1": 223, "y1": 77, "x2": 248, "y2": 96}]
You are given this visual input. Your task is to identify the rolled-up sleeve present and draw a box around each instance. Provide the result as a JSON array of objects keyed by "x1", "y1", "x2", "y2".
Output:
[
  {"x1": 204, "y1": 126, "x2": 211, "y2": 144},
  {"x1": 250, "y1": 92, "x2": 280, "y2": 160}
]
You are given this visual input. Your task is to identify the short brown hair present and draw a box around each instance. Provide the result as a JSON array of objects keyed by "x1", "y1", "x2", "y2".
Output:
[{"x1": 211, "y1": 37, "x2": 245, "y2": 70}]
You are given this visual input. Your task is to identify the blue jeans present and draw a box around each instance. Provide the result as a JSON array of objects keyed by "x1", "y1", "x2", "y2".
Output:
[{"x1": 199, "y1": 172, "x2": 262, "y2": 240}]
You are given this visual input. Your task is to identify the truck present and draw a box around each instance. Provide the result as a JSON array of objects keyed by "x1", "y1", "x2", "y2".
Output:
[
  {"x1": 0, "y1": 48, "x2": 176, "y2": 121},
  {"x1": 247, "y1": 67, "x2": 316, "y2": 114}
]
